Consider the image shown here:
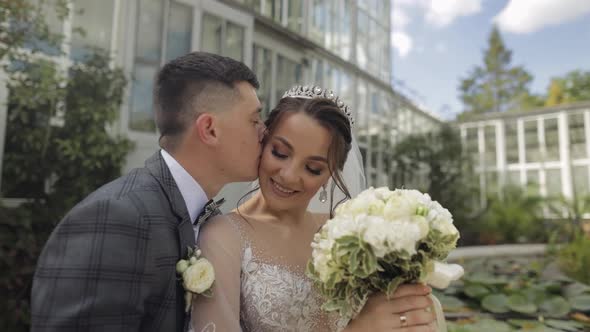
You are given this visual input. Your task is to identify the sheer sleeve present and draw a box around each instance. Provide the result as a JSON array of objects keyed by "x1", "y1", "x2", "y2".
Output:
[{"x1": 191, "y1": 215, "x2": 242, "y2": 332}]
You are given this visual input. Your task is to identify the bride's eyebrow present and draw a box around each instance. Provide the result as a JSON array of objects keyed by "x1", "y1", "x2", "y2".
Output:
[{"x1": 274, "y1": 136, "x2": 328, "y2": 163}]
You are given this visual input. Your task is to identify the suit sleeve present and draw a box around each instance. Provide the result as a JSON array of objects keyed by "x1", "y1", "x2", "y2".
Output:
[{"x1": 31, "y1": 197, "x2": 154, "y2": 332}]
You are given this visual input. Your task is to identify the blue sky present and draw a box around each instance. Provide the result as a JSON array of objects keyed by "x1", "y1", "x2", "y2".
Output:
[{"x1": 390, "y1": 0, "x2": 590, "y2": 119}]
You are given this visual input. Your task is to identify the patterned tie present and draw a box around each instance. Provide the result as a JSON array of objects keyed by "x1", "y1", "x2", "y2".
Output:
[{"x1": 194, "y1": 198, "x2": 225, "y2": 226}]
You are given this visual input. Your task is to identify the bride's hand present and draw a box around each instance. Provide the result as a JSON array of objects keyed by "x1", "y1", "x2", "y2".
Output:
[{"x1": 342, "y1": 284, "x2": 437, "y2": 332}]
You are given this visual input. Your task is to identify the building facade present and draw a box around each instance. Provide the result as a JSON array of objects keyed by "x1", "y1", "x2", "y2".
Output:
[
  {"x1": 458, "y1": 102, "x2": 590, "y2": 206},
  {"x1": 0, "y1": 0, "x2": 441, "y2": 207}
]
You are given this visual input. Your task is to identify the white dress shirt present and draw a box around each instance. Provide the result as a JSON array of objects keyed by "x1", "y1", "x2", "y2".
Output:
[{"x1": 160, "y1": 149, "x2": 208, "y2": 241}]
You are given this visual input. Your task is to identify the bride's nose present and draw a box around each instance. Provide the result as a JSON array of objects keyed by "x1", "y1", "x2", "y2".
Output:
[{"x1": 278, "y1": 162, "x2": 300, "y2": 185}]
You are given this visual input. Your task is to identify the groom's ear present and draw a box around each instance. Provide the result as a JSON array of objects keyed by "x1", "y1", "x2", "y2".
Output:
[{"x1": 195, "y1": 113, "x2": 219, "y2": 145}]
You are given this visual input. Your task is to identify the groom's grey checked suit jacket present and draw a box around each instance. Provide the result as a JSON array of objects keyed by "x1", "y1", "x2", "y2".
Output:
[{"x1": 32, "y1": 151, "x2": 214, "y2": 332}]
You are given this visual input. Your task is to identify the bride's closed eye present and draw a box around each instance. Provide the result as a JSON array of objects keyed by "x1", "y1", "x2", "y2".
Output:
[{"x1": 271, "y1": 148, "x2": 324, "y2": 176}]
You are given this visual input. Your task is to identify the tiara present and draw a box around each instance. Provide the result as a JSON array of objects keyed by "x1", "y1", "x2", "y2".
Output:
[{"x1": 281, "y1": 85, "x2": 354, "y2": 127}]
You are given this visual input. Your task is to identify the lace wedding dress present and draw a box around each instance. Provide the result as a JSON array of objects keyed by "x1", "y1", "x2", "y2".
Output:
[{"x1": 191, "y1": 213, "x2": 346, "y2": 332}]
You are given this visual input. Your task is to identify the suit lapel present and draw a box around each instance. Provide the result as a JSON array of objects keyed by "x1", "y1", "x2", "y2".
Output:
[{"x1": 144, "y1": 151, "x2": 195, "y2": 256}]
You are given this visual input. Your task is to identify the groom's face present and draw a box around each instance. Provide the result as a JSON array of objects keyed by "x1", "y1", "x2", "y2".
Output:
[{"x1": 216, "y1": 81, "x2": 265, "y2": 181}]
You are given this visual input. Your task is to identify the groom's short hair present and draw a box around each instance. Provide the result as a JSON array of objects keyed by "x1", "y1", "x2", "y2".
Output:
[{"x1": 153, "y1": 52, "x2": 259, "y2": 149}]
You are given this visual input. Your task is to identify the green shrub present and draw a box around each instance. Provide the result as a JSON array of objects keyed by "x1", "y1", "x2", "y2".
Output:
[{"x1": 557, "y1": 232, "x2": 590, "y2": 285}]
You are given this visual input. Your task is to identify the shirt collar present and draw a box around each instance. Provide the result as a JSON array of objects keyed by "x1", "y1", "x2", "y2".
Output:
[{"x1": 160, "y1": 149, "x2": 208, "y2": 221}]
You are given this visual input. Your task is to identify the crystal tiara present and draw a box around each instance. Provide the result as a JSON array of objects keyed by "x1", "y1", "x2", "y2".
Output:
[{"x1": 281, "y1": 85, "x2": 354, "y2": 127}]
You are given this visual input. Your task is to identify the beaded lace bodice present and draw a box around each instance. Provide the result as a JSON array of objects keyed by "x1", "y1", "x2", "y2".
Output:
[{"x1": 191, "y1": 213, "x2": 345, "y2": 332}]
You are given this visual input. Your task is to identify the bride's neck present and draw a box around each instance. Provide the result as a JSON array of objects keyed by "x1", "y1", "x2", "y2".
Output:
[{"x1": 244, "y1": 192, "x2": 309, "y2": 226}]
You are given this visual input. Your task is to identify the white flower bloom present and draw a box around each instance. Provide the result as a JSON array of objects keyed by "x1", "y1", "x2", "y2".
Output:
[
  {"x1": 183, "y1": 258, "x2": 215, "y2": 294},
  {"x1": 423, "y1": 262, "x2": 464, "y2": 289}
]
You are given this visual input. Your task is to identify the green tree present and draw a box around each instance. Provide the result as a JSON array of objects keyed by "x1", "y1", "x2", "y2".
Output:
[
  {"x1": 545, "y1": 70, "x2": 590, "y2": 106},
  {"x1": 390, "y1": 125, "x2": 481, "y2": 245},
  {"x1": 0, "y1": 2, "x2": 133, "y2": 330},
  {"x1": 459, "y1": 27, "x2": 539, "y2": 119}
]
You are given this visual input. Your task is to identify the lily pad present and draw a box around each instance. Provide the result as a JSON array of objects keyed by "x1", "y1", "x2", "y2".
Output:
[
  {"x1": 507, "y1": 319, "x2": 543, "y2": 329},
  {"x1": 508, "y1": 293, "x2": 538, "y2": 314},
  {"x1": 564, "y1": 282, "x2": 590, "y2": 298},
  {"x1": 464, "y1": 284, "x2": 490, "y2": 299},
  {"x1": 482, "y1": 294, "x2": 510, "y2": 314},
  {"x1": 569, "y1": 294, "x2": 590, "y2": 311},
  {"x1": 465, "y1": 273, "x2": 509, "y2": 286},
  {"x1": 437, "y1": 294, "x2": 466, "y2": 312},
  {"x1": 544, "y1": 319, "x2": 585, "y2": 331},
  {"x1": 467, "y1": 319, "x2": 513, "y2": 332},
  {"x1": 540, "y1": 296, "x2": 571, "y2": 318}
]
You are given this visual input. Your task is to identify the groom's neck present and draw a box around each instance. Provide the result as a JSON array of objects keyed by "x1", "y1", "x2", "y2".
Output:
[{"x1": 167, "y1": 146, "x2": 224, "y2": 199}]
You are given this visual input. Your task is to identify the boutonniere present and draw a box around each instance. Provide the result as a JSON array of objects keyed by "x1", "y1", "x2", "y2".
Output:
[{"x1": 176, "y1": 246, "x2": 215, "y2": 312}]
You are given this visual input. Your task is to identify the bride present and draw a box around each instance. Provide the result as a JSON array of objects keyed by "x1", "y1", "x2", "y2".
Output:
[{"x1": 191, "y1": 86, "x2": 438, "y2": 331}]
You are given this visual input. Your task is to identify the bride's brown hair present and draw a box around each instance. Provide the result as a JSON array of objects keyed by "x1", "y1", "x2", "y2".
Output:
[{"x1": 262, "y1": 97, "x2": 353, "y2": 216}]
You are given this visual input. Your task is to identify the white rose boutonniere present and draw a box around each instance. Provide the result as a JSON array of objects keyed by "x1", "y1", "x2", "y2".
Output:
[{"x1": 176, "y1": 246, "x2": 215, "y2": 312}]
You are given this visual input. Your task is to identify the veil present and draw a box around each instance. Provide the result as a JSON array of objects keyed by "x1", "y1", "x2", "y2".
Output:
[{"x1": 307, "y1": 135, "x2": 366, "y2": 214}]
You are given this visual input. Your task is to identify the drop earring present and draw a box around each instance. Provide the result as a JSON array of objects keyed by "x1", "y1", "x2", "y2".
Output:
[{"x1": 319, "y1": 185, "x2": 328, "y2": 203}]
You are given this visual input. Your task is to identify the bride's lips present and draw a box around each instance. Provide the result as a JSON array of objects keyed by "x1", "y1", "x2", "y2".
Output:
[{"x1": 270, "y1": 178, "x2": 298, "y2": 198}]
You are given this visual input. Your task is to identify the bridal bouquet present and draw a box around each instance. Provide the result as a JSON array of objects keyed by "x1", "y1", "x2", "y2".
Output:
[{"x1": 307, "y1": 187, "x2": 464, "y2": 319}]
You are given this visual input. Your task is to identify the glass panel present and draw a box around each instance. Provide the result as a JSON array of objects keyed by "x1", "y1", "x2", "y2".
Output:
[
  {"x1": 356, "y1": 81, "x2": 369, "y2": 141},
  {"x1": 526, "y1": 170, "x2": 540, "y2": 195},
  {"x1": 136, "y1": 0, "x2": 164, "y2": 63},
  {"x1": 505, "y1": 120, "x2": 519, "y2": 164},
  {"x1": 287, "y1": 0, "x2": 303, "y2": 32},
  {"x1": 484, "y1": 125, "x2": 496, "y2": 167},
  {"x1": 356, "y1": 10, "x2": 369, "y2": 70},
  {"x1": 464, "y1": 127, "x2": 479, "y2": 162},
  {"x1": 275, "y1": 55, "x2": 302, "y2": 105},
  {"x1": 252, "y1": 45, "x2": 272, "y2": 116},
  {"x1": 524, "y1": 120, "x2": 540, "y2": 163},
  {"x1": 486, "y1": 172, "x2": 498, "y2": 195},
  {"x1": 261, "y1": 0, "x2": 281, "y2": 21},
  {"x1": 545, "y1": 169, "x2": 562, "y2": 197},
  {"x1": 544, "y1": 118, "x2": 559, "y2": 161},
  {"x1": 71, "y1": 0, "x2": 114, "y2": 60},
  {"x1": 310, "y1": 0, "x2": 327, "y2": 44},
  {"x1": 573, "y1": 165, "x2": 589, "y2": 197},
  {"x1": 129, "y1": 63, "x2": 157, "y2": 132},
  {"x1": 201, "y1": 13, "x2": 222, "y2": 54},
  {"x1": 23, "y1": 0, "x2": 63, "y2": 55},
  {"x1": 165, "y1": 1, "x2": 193, "y2": 62},
  {"x1": 569, "y1": 112, "x2": 586, "y2": 160},
  {"x1": 225, "y1": 22, "x2": 244, "y2": 61},
  {"x1": 506, "y1": 170, "x2": 521, "y2": 186}
]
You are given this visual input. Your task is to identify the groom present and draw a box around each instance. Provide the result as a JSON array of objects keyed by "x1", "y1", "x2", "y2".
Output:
[{"x1": 31, "y1": 52, "x2": 265, "y2": 331}]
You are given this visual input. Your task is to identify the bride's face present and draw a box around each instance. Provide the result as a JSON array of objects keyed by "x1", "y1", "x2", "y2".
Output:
[{"x1": 258, "y1": 112, "x2": 333, "y2": 211}]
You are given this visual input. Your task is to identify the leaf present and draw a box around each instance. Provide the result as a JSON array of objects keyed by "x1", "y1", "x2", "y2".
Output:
[
  {"x1": 569, "y1": 294, "x2": 590, "y2": 311},
  {"x1": 564, "y1": 283, "x2": 590, "y2": 298},
  {"x1": 540, "y1": 296, "x2": 571, "y2": 318},
  {"x1": 481, "y1": 294, "x2": 509, "y2": 314},
  {"x1": 469, "y1": 318, "x2": 512, "y2": 332},
  {"x1": 544, "y1": 319, "x2": 584, "y2": 332},
  {"x1": 437, "y1": 294, "x2": 466, "y2": 312},
  {"x1": 464, "y1": 284, "x2": 490, "y2": 299},
  {"x1": 507, "y1": 293, "x2": 537, "y2": 314}
]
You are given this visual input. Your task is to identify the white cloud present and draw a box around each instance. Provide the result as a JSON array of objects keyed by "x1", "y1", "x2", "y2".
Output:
[
  {"x1": 392, "y1": 7, "x2": 411, "y2": 30},
  {"x1": 435, "y1": 41, "x2": 447, "y2": 53},
  {"x1": 425, "y1": 0, "x2": 482, "y2": 27},
  {"x1": 494, "y1": 0, "x2": 590, "y2": 34},
  {"x1": 392, "y1": 32, "x2": 413, "y2": 58},
  {"x1": 391, "y1": 4, "x2": 414, "y2": 58}
]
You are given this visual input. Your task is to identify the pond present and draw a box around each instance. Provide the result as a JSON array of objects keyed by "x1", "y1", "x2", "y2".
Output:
[{"x1": 436, "y1": 246, "x2": 590, "y2": 331}]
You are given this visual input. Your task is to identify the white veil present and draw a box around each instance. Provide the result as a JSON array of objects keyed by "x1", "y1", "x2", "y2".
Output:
[{"x1": 307, "y1": 135, "x2": 366, "y2": 214}]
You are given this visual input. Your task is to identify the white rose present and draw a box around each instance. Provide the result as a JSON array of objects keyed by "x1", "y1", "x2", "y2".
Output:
[
  {"x1": 432, "y1": 219, "x2": 459, "y2": 237},
  {"x1": 373, "y1": 187, "x2": 395, "y2": 201},
  {"x1": 183, "y1": 258, "x2": 215, "y2": 293},
  {"x1": 423, "y1": 262, "x2": 464, "y2": 289}
]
